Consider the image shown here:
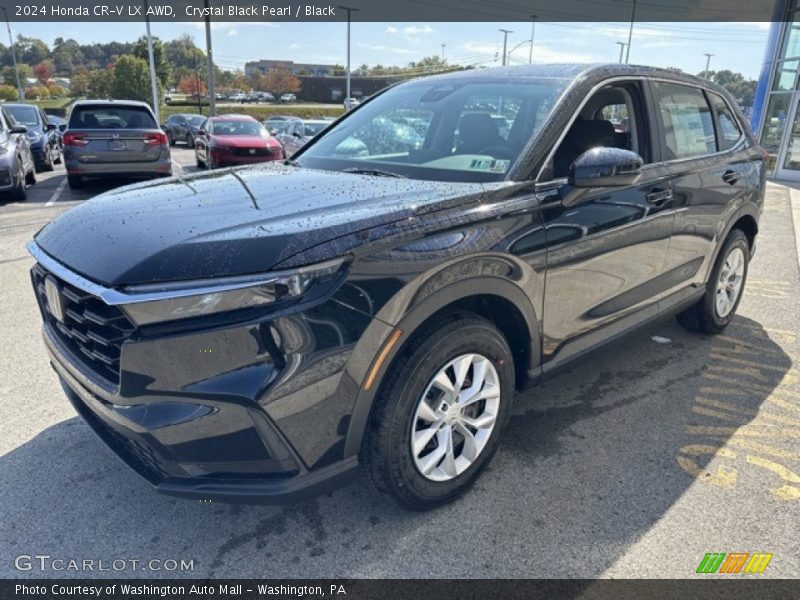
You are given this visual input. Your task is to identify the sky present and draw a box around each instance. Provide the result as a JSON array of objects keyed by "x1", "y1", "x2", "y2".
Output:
[{"x1": 9, "y1": 21, "x2": 772, "y2": 79}]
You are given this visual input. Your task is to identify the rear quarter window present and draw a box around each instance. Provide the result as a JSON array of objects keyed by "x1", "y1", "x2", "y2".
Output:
[
  {"x1": 653, "y1": 82, "x2": 716, "y2": 160},
  {"x1": 709, "y1": 92, "x2": 744, "y2": 151},
  {"x1": 68, "y1": 105, "x2": 157, "y2": 129}
]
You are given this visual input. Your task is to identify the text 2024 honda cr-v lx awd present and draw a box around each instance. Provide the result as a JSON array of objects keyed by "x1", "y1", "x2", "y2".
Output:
[{"x1": 29, "y1": 64, "x2": 765, "y2": 509}]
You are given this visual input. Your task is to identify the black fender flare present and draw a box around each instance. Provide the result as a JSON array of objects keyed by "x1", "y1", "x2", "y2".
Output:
[{"x1": 341, "y1": 257, "x2": 542, "y2": 458}]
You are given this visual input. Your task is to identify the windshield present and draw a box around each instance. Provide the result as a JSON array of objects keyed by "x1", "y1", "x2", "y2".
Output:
[
  {"x1": 6, "y1": 105, "x2": 40, "y2": 126},
  {"x1": 303, "y1": 122, "x2": 327, "y2": 136},
  {"x1": 296, "y1": 77, "x2": 568, "y2": 182},
  {"x1": 209, "y1": 119, "x2": 266, "y2": 137},
  {"x1": 69, "y1": 105, "x2": 157, "y2": 129},
  {"x1": 187, "y1": 115, "x2": 205, "y2": 126},
  {"x1": 267, "y1": 121, "x2": 292, "y2": 133}
]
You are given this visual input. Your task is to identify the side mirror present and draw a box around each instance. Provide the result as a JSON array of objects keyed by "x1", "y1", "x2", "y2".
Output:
[
  {"x1": 10, "y1": 124, "x2": 27, "y2": 134},
  {"x1": 45, "y1": 123, "x2": 57, "y2": 131},
  {"x1": 197, "y1": 129, "x2": 206, "y2": 136},
  {"x1": 569, "y1": 147, "x2": 643, "y2": 188},
  {"x1": 59, "y1": 124, "x2": 67, "y2": 132},
  {"x1": 293, "y1": 131, "x2": 302, "y2": 138}
]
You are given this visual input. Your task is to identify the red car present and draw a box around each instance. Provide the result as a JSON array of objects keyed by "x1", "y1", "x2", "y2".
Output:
[{"x1": 194, "y1": 115, "x2": 284, "y2": 169}]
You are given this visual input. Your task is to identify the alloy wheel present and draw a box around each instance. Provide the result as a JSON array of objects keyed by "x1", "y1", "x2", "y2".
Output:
[
  {"x1": 715, "y1": 247, "x2": 745, "y2": 318},
  {"x1": 410, "y1": 353, "x2": 501, "y2": 482}
]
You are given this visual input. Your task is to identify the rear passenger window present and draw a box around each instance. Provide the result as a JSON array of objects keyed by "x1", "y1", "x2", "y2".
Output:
[
  {"x1": 653, "y1": 82, "x2": 716, "y2": 160},
  {"x1": 68, "y1": 105, "x2": 157, "y2": 130},
  {"x1": 709, "y1": 93, "x2": 743, "y2": 151}
]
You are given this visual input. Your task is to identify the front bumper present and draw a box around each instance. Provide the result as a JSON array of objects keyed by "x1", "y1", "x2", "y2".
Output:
[
  {"x1": 211, "y1": 148, "x2": 284, "y2": 167},
  {"x1": 33, "y1": 259, "x2": 377, "y2": 504}
]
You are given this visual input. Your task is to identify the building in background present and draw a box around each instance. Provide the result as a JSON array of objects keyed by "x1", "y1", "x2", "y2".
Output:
[
  {"x1": 244, "y1": 60, "x2": 335, "y2": 78},
  {"x1": 753, "y1": 1, "x2": 800, "y2": 179}
]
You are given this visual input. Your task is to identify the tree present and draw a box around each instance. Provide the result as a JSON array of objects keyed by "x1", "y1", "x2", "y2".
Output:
[
  {"x1": 260, "y1": 69, "x2": 301, "y2": 96},
  {"x1": 87, "y1": 68, "x2": 114, "y2": 98},
  {"x1": 52, "y1": 38, "x2": 84, "y2": 74},
  {"x1": 46, "y1": 83, "x2": 67, "y2": 98},
  {"x1": 164, "y1": 34, "x2": 206, "y2": 73},
  {"x1": 15, "y1": 35, "x2": 49, "y2": 66},
  {"x1": 133, "y1": 35, "x2": 170, "y2": 89},
  {"x1": 1, "y1": 63, "x2": 31, "y2": 85},
  {"x1": 0, "y1": 84, "x2": 17, "y2": 101},
  {"x1": 70, "y1": 67, "x2": 91, "y2": 97},
  {"x1": 177, "y1": 73, "x2": 206, "y2": 95},
  {"x1": 25, "y1": 85, "x2": 49, "y2": 100},
  {"x1": 111, "y1": 55, "x2": 155, "y2": 104},
  {"x1": 699, "y1": 69, "x2": 757, "y2": 107},
  {"x1": 33, "y1": 60, "x2": 52, "y2": 84}
]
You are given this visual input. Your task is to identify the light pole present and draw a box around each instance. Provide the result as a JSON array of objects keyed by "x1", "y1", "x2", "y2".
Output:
[
  {"x1": 529, "y1": 15, "x2": 537, "y2": 64},
  {"x1": 441, "y1": 44, "x2": 446, "y2": 61},
  {"x1": 703, "y1": 53, "x2": 714, "y2": 79},
  {"x1": 507, "y1": 40, "x2": 531, "y2": 64},
  {"x1": 624, "y1": 0, "x2": 637, "y2": 64},
  {"x1": 204, "y1": 0, "x2": 216, "y2": 116},
  {"x1": 499, "y1": 29, "x2": 513, "y2": 67},
  {"x1": 142, "y1": 0, "x2": 159, "y2": 121},
  {"x1": 616, "y1": 42, "x2": 627, "y2": 63},
  {"x1": 339, "y1": 6, "x2": 358, "y2": 104},
  {"x1": 2, "y1": 7, "x2": 24, "y2": 101}
]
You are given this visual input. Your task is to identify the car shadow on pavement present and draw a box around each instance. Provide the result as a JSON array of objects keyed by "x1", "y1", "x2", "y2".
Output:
[{"x1": 0, "y1": 316, "x2": 792, "y2": 578}]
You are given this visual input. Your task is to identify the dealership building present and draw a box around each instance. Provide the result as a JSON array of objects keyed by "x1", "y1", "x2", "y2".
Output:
[{"x1": 753, "y1": 0, "x2": 800, "y2": 179}]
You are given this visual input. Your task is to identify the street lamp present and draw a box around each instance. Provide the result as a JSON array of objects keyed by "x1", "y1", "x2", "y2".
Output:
[
  {"x1": 625, "y1": 0, "x2": 637, "y2": 64},
  {"x1": 204, "y1": 0, "x2": 216, "y2": 117},
  {"x1": 529, "y1": 15, "x2": 537, "y2": 65},
  {"x1": 615, "y1": 41, "x2": 627, "y2": 63},
  {"x1": 703, "y1": 53, "x2": 714, "y2": 79},
  {"x1": 142, "y1": 0, "x2": 159, "y2": 121},
  {"x1": 507, "y1": 39, "x2": 532, "y2": 64},
  {"x1": 499, "y1": 29, "x2": 513, "y2": 67},
  {"x1": 1, "y1": 7, "x2": 24, "y2": 101},
  {"x1": 441, "y1": 44, "x2": 446, "y2": 61},
  {"x1": 339, "y1": 6, "x2": 359, "y2": 106}
]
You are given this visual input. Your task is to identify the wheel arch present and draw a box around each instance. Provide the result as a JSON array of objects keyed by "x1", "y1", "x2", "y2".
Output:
[{"x1": 342, "y1": 263, "x2": 542, "y2": 458}]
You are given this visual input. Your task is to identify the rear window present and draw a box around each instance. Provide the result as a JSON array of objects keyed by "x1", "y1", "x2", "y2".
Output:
[{"x1": 68, "y1": 105, "x2": 157, "y2": 129}]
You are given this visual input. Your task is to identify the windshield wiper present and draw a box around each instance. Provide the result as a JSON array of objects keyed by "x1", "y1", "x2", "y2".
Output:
[
  {"x1": 284, "y1": 159, "x2": 301, "y2": 167},
  {"x1": 342, "y1": 167, "x2": 407, "y2": 178}
]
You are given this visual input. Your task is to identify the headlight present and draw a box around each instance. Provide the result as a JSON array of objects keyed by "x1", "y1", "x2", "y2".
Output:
[
  {"x1": 119, "y1": 257, "x2": 348, "y2": 326},
  {"x1": 27, "y1": 131, "x2": 43, "y2": 142}
]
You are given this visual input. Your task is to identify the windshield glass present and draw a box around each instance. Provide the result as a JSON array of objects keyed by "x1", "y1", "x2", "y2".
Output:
[
  {"x1": 69, "y1": 105, "x2": 157, "y2": 129},
  {"x1": 296, "y1": 77, "x2": 568, "y2": 182},
  {"x1": 187, "y1": 115, "x2": 205, "y2": 126},
  {"x1": 303, "y1": 122, "x2": 327, "y2": 136},
  {"x1": 6, "y1": 105, "x2": 40, "y2": 126},
  {"x1": 209, "y1": 120, "x2": 266, "y2": 137}
]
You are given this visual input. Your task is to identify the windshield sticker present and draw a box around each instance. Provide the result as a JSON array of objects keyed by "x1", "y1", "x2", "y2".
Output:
[{"x1": 469, "y1": 159, "x2": 510, "y2": 172}]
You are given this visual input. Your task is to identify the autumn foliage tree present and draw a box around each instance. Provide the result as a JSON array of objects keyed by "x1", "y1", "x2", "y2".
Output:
[
  {"x1": 177, "y1": 73, "x2": 206, "y2": 96},
  {"x1": 259, "y1": 69, "x2": 301, "y2": 97},
  {"x1": 33, "y1": 60, "x2": 52, "y2": 84}
]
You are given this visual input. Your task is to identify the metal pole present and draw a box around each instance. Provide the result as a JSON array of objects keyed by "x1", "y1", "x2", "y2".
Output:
[
  {"x1": 143, "y1": 0, "x2": 159, "y2": 121},
  {"x1": 625, "y1": 0, "x2": 636, "y2": 64},
  {"x1": 703, "y1": 53, "x2": 714, "y2": 79},
  {"x1": 499, "y1": 29, "x2": 513, "y2": 67},
  {"x1": 2, "y1": 8, "x2": 24, "y2": 101},
  {"x1": 339, "y1": 6, "x2": 358, "y2": 103},
  {"x1": 441, "y1": 44, "x2": 446, "y2": 61},
  {"x1": 204, "y1": 0, "x2": 216, "y2": 116},
  {"x1": 616, "y1": 42, "x2": 626, "y2": 63},
  {"x1": 529, "y1": 15, "x2": 537, "y2": 64}
]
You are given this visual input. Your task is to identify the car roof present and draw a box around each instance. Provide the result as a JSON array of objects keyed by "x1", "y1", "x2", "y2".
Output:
[
  {"x1": 406, "y1": 63, "x2": 724, "y2": 93},
  {"x1": 4, "y1": 103, "x2": 39, "y2": 108},
  {"x1": 72, "y1": 99, "x2": 153, "y2": 108},
  {"x1": 303, "y1": 119, "x2": 329, "y2": 124},
  {"x1": 208, "y1": 114, "x2": 257, "y2": 121}
]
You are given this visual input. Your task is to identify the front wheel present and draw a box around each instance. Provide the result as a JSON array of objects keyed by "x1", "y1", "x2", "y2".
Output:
[
  {"x1": 364, "y1": 315, "x2": 514, "y2": 509},
  {"x1": 676, "y1": 229, "x2": 750, "y2": 334}
]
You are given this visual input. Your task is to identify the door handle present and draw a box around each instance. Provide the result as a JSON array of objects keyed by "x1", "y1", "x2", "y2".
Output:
[
  {"x1": 722, "y1": 170, "x2": 740, "y2": 185},
  {"x1": 646, "y1": 188, "x2": 673, "y2": 205}
]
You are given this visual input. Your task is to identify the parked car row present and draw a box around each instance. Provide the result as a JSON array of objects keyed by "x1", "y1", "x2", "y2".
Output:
[{"x1": 227, "y1": 92, "x2": 298, "y2": 104}]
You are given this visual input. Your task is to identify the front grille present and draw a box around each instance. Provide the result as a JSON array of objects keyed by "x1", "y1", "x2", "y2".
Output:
[
  {"x1": 232, "y1": 147, "x2": 275, "y2": 156},
  {"x1": 32, "y1": 263, "x2": 135, "y2": 387}
]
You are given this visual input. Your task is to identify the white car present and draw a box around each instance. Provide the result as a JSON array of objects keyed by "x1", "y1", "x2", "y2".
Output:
[
  {"x1": 344, "y1": 97, "x2": 361, "y2": 111},
  {"x1": 230, "y1": 92, "x2": 246, "y2": 103},
  {"x1": 280, "y1": 93, "x2": 297, "y2": 103}
]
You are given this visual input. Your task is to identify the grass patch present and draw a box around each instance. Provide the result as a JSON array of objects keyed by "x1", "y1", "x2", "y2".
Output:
[{"x1": 158, "y1": 104, "x2": 344, "y2": 122}]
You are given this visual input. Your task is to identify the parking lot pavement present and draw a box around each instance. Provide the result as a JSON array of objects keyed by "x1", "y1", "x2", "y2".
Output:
[{"x1": 0, "y1": 176, "x2": 798, "y2": 579}]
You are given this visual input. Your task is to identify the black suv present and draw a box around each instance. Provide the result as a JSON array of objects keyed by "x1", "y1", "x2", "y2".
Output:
[{"x1": 28, "y1": 65, "x2": 765, "y2": 509}]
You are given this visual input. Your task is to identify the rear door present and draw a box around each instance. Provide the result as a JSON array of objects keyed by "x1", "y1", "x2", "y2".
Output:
[
  {"x1": 651, "y1": 82, "x2": 754, "y2": 293},
  {"x1": 68, "y1": 104, "x2": 162, "y2": 163}
]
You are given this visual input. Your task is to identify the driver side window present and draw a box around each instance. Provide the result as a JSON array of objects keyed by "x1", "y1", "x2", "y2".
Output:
[{"x1": 545, "y1": 81, "x2": 646, "y2": 180}]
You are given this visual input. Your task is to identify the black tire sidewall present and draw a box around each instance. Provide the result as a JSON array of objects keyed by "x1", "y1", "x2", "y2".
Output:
[
  {"x1": 706, "y1": 230, "x2": 749, "y2": 330},
  {"x1": 377, "y1": 319, "x2": 514, "y2": 507}
]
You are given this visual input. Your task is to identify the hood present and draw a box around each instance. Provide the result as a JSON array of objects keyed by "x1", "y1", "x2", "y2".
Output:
[
  {"x1": 34, "y1": 164, "x2": 484, "y2": 286},
  {"x1": 212, "y1": 135, "x2": 277, "y2": 148}
]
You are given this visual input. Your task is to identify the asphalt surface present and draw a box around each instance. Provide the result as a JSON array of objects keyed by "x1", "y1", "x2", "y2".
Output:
[{"x1": 1, "y1": 153, "x2": 799, "y2": 578}]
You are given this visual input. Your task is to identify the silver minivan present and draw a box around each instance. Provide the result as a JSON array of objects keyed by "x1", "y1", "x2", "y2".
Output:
[{"x1": 63, "y1": 100, "x2": 172, "y2": 189}]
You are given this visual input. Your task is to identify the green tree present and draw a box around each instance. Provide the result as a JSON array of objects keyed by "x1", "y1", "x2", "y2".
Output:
[
  {"x1": 112, "y1": 55, "x2": 156, "y2": 104},
  {"x1": 133, "y1": 35, "x2": 170, "y2": 89},
  {"x1": 699, "y1": 69, "x2": 757, "y2": 107},
  {"x1": 0, "y1": 84, "x2": 18, "y2": 101},
  {"x1": 2, "y1": 63, "x2": 31, "y2": 84},
  {"x1": 88, "y1": 68, "x2": 114, "y2": 98},
  {"x1": 14, "y1": 35, "x2": 49, "y2": 66},
  {"x1": 52, "y1": 38, "x2": 85, "y2": 74}
]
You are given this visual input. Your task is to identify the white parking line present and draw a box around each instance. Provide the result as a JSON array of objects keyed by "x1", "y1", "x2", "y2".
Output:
[
  {"x1": 45, "y1": 178, "x2": 68, "y2": 207},
  {"x1": 172, "y1": 159, "x2": 185, "y2": 173}
]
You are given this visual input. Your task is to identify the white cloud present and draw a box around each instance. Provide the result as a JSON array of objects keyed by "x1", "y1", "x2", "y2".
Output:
[
  {"x1": 226, "y1": 29, "x2": 238, "y2": 37},
  {"x1": 402, "y1": 25, "x2": 434, "y2": 36},
  {"x1": 385, "y1": 26, "x2": 399, "y2": 34}
]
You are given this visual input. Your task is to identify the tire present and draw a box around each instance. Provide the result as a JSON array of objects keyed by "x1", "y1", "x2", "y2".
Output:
[
  {"x1": 676, "y1": 229, "x2": 750, "y2": 334},
  {"x1": 186, "y1": 134, "x2": 195, "y2": 149},
  {"x1": 8, "y1": 162, "x2": 27, "y2": 201},
  {"x1": 363, "y1": 314, "x2": 514, "y2": 510},
  {"x1": 54, "y1": 146, "x2": 62, "y2": 164},
  {"x1": 67, "y1": 174, "x2": 84, "y2": 190},
  {"x1": 167, "y1": 132, "x2": 175, "y2": 146},
  {"x1": 196, "y1": 153, "x2": 205, "y2": 169},
  {"x1": 25, "y1": 165, "x2": 36, "y2": 185}
]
